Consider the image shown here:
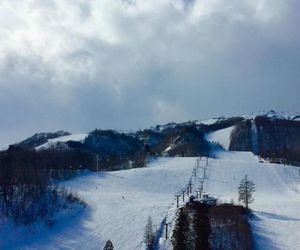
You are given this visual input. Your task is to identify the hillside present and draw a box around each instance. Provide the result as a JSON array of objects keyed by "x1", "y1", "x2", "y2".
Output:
[
  {"x1": 1, "y1": 157, "x2": 196, "y2": 249},
  {"x1": 1, "y1": 111, "x2": 300, "y2": 250},
  {"x1": 2, "y1": 151, "x2": 300, "y2": 249},
  {"x1": 13, "y1": 111, "x2": 299, "y2": 167}
]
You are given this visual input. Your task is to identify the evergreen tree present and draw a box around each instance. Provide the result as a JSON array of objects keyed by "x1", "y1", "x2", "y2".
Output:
[
  {"x1": 172, "y1": 208, "x2": 190, "y2": 250},
  {"x1": 103, "y1": 240, "x2": 114, "y2": 250}
]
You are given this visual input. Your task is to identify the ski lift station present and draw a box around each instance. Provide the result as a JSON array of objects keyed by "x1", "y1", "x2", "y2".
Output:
[{"x1": 200, "y1": 193, "x2": 217, "y2": 205}]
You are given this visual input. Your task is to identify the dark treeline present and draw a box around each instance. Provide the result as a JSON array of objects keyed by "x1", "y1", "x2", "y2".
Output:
[
  {"x1": 172, "y1": 203, "x2": 253, "y2": 250},
  {"x1": 16, "y1": 131, "x2": 70, "y2": 149},
  {"x1": 0, "y1": 146, "x2": 94, "y2": 179},
  {"x1": 230, "y1": 117, "x2": 300, "y2": 166},
  {"x1": 255, "y1": 116, "x2": 300, "y2": 165},
  {"x1": 138, "y1": 125, "x2": 212, "y2": 157},
  {"x1": 0, "y1": 142, "x2": 148, "y2": 225},
  {"x1": 0, "y1": 146, "x2": 88, "y2": 225},
  {"x1": 204, "y1": 117, "x2": 244, "y2": 133},
  {"x1": 172, "y1": 205, "x2": 210, "y2": 250}
]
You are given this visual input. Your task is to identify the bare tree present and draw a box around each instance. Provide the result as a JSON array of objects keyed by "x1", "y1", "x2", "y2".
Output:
[{"x1": 238, "y1": 175, "x2": 255, "y2": 209}]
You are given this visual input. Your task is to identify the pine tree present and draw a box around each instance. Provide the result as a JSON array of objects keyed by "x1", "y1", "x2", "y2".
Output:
[
  {"x1": 172, "y1": 208, "x2": 190, "y2": 250},
  {"x1": 103, "y1": 240, "x2": 114, "y2": 250},
  {"x1": 238, "y1": 175, "x2": 255, "y2": 209},
  {"x1": 144, "y1": 216, "x2": 155, "y2": 250}
]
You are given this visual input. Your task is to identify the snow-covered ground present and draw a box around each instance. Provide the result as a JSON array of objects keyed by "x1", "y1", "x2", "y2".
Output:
[
  {"x1": 3, "y1": 157, "x2": 196, "y2": 250},
  {"x1": 3, "y1": 127, "x2": 300, "y2": 250},
  {"x1": 245, "y1": 110, "x2": 300, "y2": 121},
  {"x1": 160, "y1": 151, "x2": 300, "y2": 250},
  {"x1": 204, "y1": 152, "x2": 300, "y2": 250},
  {"x1": 200, "y1": 127, "x2": 300, "y2": 250},
  {"x1": 205, "y1": 126, "x2": 235, "y2": 150},
  {"x1": 35, "y1": 133, "x2": 88, "y2": 150},
  {"x1": 198, "y1": 118, "x2": 219, "y2": 125}
]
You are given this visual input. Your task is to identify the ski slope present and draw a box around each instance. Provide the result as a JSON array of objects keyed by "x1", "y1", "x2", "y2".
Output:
[
  {"x1": 160, "y1": 152, "x2": 300, "y2": 250},
  {"x1": 201, "y1": 128, "x2": 300, "y2": 250},
  {"x1": 3, "y1": 157, "x2": 196, "y2": 250},
  {"x1": 3, "y1": 133, "x2": 300, "y2": 250},
  {"x1": 205, "y1": 126, "x2": 235, "y2": 150},
  {"x1": 35, "y1": 133, "x2": 88, "y2": 150},
  {"x1": 199, "y1": 152, "x2": 300, "y2": 250}
]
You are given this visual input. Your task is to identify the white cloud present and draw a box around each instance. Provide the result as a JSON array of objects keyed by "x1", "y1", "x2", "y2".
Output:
[{"x1": 0, "y1": 0, "x2": 299, "y2": 146}]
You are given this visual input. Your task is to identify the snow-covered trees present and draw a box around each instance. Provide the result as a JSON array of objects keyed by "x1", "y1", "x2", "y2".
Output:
[
  {"x1": 238, "y1": 175, "x2": 255, "y2": 209},
  {"x1": 144, "y1": 216, "x2": 155, "y2": 250},
  {"x1": 0, "y1": 146, "x2": 86, "y2": 225}
]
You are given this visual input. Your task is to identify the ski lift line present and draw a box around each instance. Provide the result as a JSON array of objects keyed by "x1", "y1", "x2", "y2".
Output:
[
  {"x1": 174, "y1": 161, "x2": 198, "y2": 195},
  {"x1": 207, "y1": 178, "x2": 229, "y2": 184},
  {"x1": 160, "y1": 160, "x2": 200, "y2": 248},
  {"x1": 174, "y1": 158, "x2": 203, "y2": 201}
]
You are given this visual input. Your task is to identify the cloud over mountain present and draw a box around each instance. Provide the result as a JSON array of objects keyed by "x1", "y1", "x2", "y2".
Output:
[{"x1": 0, "y1": 0, "x2": 299, "y2": 147}]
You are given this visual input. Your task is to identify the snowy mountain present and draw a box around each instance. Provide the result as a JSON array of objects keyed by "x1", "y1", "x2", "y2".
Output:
[
  {"x1": 16, "y1": 131, "x2": 71, "y2": 149},
  {"x1": 2, "y1": 110, "x2": 300, "y2": 250},
  {"x1": 245, "y1": 110, "x2": 300, "y2": 121},
  {"x1": 35, "y1": 133, "x2": 88, "y2": 150},
  {"x1": 229, "y1": 113, "x2": 300, "y2": 165},
  {"x1": 13, "y1": 110, "x2": 300, "y2": 166}
]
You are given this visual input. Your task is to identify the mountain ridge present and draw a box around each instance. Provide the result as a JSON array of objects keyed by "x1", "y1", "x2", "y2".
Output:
[{"x1": 10, "y1": 110, "x2": 300, "y2": 167}]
